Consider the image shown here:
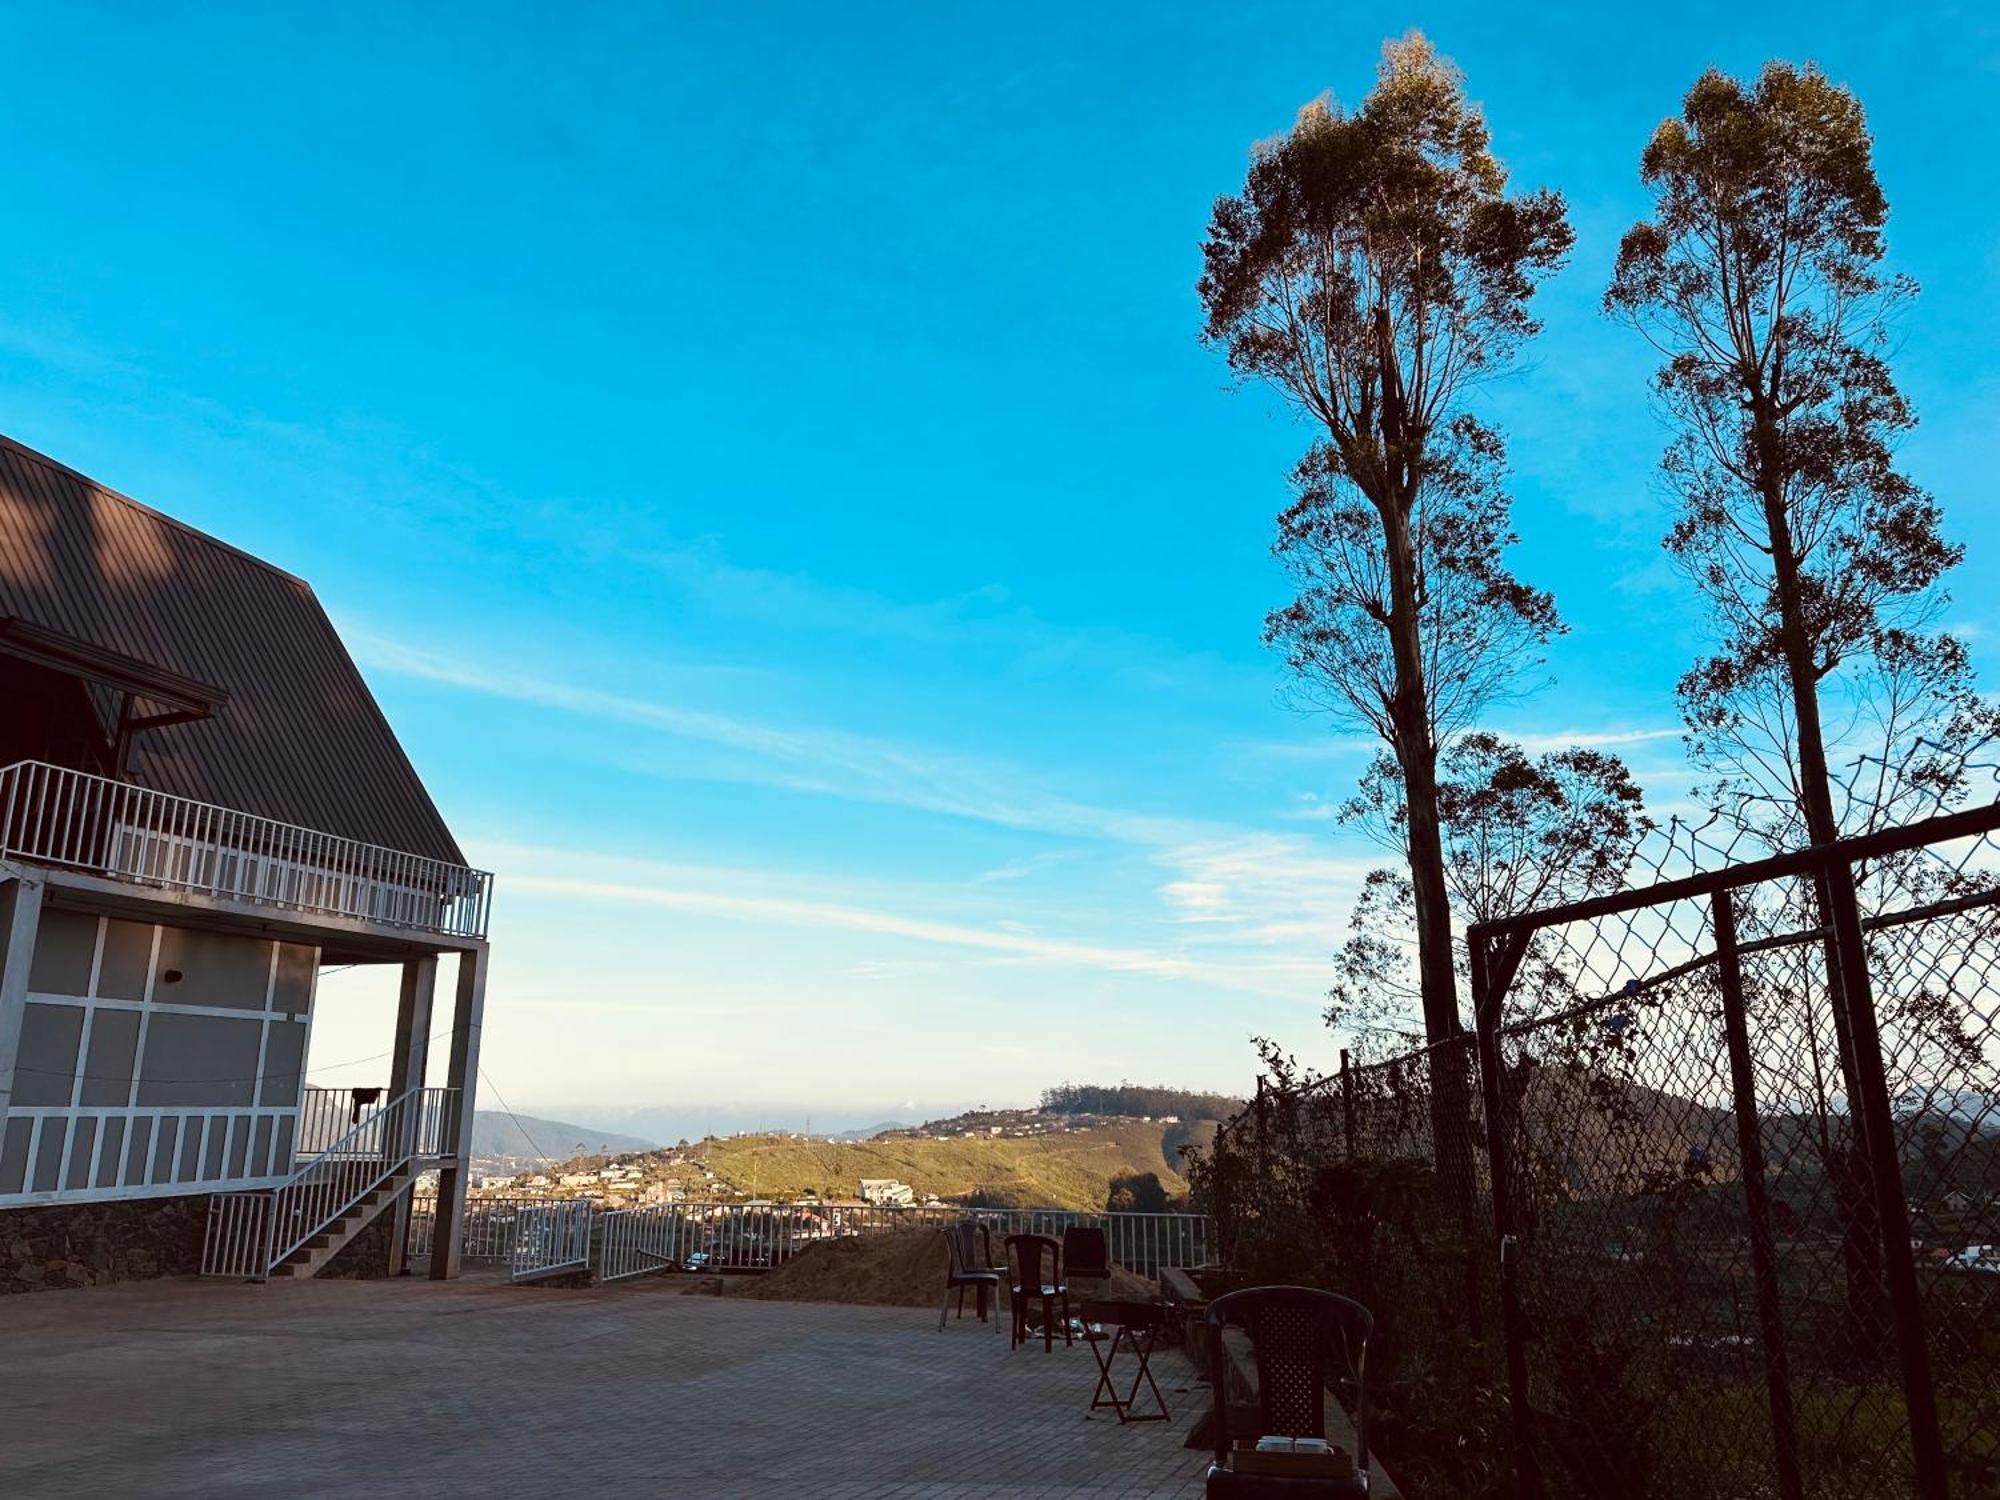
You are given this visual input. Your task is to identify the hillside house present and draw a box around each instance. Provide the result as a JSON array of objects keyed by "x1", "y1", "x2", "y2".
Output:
[
  {"x1": 858, "y1": 1177, "x2": 914, "y2": 1206},
  {"x1": 0, "y1": 434, "x2": 492, "y2": 1282}
]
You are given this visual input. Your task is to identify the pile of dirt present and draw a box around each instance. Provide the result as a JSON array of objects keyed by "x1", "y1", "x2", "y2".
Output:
[{"x1": 742, "y1": 1229, "x2": 1157, "y2": 1309}]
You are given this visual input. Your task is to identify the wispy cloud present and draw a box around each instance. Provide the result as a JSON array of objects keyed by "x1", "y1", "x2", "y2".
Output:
[
  {"x1": 353, "y1": 627, "x2": 1189, "y2": 843},
  {"x1": 371, "y1": 632, "x2": 1371, "y2": 996},
  {"x1": 1493, "y1": 726, "x2": 1683, "y2": 753},
  {"x1": 498, "y1": 849, "x2": 1325, "y2": 1001}
]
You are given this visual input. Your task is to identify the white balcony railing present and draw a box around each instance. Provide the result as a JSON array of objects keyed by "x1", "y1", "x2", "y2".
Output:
[
  {"x1": 0, "y1": 760, "x2": 492, "y2": 940},
  {"x1": 298, "y1": 1085, "x2": 459, "y2": 1160}
]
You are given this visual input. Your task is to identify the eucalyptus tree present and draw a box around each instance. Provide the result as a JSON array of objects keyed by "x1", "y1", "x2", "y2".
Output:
[
  {"x1": 1200, "y1": 33, "x2": 1572, "y2": 1055},
  {"x1": 1607, "y1": 62, "x2": 1996, "y2": 849},
  {"x1": 1609, "y1": 60, "x2": 1998, "y2": 1356}
]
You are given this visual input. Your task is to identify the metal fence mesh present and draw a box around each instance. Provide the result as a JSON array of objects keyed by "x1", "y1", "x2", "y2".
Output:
[{"x1": 1202, "y1": 803, "x2": 2000, "y2": 1500}]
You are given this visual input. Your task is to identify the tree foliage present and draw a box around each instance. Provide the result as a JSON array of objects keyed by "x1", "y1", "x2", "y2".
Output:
[
  {"x1": 1606, "y1": 61, "x2": 1998, "y2": 847},
  {"x1": 1200, "y1": 32, "x2": 1571, "y2": 1047},
  {"x1": 1329, "y1": 733, "x2": 1652, "y2": 1043},
  {"x1": 1038, "y1": 1082, "x2": 1244, "y2": 1121}
]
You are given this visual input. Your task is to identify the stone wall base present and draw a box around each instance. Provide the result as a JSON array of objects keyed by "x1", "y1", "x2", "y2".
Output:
[{"x1": 1, "y1": 1193, "x2": 210, "y2": 1294}]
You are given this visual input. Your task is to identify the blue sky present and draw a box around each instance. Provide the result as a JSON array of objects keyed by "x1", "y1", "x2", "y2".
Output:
[{"x1": 1, "y1": 3, "x2": 1994, "y2": 1134}]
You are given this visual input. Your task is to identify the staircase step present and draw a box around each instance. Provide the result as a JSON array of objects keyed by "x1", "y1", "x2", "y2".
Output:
[{"x1": 267, "y1": 1169, "x2": 416, "y2": 1279}]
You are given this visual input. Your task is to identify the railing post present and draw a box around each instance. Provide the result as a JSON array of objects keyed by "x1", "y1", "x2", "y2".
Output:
[
  {"x1": 1338, "y1": 1048, "x2": 1357, "y2": 1160},
  {"x1": 1713, "y1": 887, "x2": 1806, "y2": 1500},
  {"x1": 1820, "y1": 856, "x2": 1948, "y2": 1500},
  {"x1": 1471, "y1": 928, "x2": 1540, "y2": 1500}
]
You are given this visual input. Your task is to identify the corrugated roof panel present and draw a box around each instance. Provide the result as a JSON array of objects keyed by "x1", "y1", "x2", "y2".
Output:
[{"x1": 0, "y1": 433, "x2": 463, "y2": 865}]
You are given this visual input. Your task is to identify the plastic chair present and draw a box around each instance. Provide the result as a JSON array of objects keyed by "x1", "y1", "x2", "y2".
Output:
[
  {"x1": 938, "y1": 1220, "x2": 1003, "y2": 1332},
  {"x1": 1063, "y1": 1225, "x2": 1112, "y2": 1281},
  {"x1": 1203, "y1": 1286, "x2": 1372, "y2": 1496},
  {"x1": 1005, "y1": 1232, "x2": 1071, "y2": 1352}
]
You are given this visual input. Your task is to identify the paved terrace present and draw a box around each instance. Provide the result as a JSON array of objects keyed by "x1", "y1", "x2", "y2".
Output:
[{"x1": 0, "y1": 1275, "x2": 1211, "y2": 1498}]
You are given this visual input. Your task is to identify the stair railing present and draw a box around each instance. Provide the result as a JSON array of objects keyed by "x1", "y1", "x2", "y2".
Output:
[{"x1": 200, "y1": 1084, "x2": 458, "y2": 1279}]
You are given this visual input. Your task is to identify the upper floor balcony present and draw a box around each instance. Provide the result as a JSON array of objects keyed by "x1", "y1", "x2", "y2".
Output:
[{"x1": 0, "y1": 759, "x2": 493, "y2": 941}]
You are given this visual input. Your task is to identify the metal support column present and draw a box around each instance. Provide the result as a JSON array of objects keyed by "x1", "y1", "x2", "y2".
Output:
[
  {"x1": 1471, "y1": 929, "x2": 1540, "y2": 1500},
  {"x1": 1712, "y1": 888, "x2": 1805, "y2": 1500},
  {"x1": 429, "y1": 945, "x2": 486, "y2": 1281},
  {"x1": 0, "y1": 875, "x2": 47, "y2": 1129},
  {"x1": 384, "y1": 955, "x2": 437, "y2": 1275}
]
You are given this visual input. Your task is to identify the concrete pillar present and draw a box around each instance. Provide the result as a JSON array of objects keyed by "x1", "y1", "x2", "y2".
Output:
[
  {"x1": 429, "y1": 944, "x2": 487, "y2": 1280},
  {"x1": 384, "y1": 955, "x2": 437, "y2": 1275},
  {"x1": 0, "y1": 876, "x2": 48, "y2": 1129}
]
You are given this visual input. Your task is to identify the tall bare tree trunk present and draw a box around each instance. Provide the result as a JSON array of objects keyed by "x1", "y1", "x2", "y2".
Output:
[
  {"x1": 1377, "y1": 464, "x2": 1480, "y2": 1243},
  {"x1": 1755, "y1": 412, "x2": 1887, "y2": 1354}
]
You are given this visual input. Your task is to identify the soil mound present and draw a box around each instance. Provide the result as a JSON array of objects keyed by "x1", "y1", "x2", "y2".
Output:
[{"x1": 743, "y1": 1229, "x2": 1157, "y2": 1308}]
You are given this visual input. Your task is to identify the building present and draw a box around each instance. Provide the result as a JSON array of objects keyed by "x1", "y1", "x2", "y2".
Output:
[
  {"x1": 858, "y1": 1178, "x2": 914, "y2": 1206},
  {"x1": 0, "y1": 434, "x2": 493, "y2": 1282}
]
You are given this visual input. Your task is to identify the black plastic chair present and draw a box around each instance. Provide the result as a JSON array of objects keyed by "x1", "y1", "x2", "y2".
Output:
[
  {"x1": 1062, "y1": 1225, "x2": 1112, "y2": 1281},
  {"x1": 938, "y1": 1220, "x2": 1002, "y2": 1332},
  {"x1": 1005, "y1": 1232, "x2": 1071, "y2": 1352},
  {"x1": 1203, "y1": 1286, "x2": 1372, "y2": 1496}
]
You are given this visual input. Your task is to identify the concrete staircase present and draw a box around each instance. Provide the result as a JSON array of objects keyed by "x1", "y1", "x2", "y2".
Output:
[{"x1": 269, "y1": 1172, "x2": 414, "y2": 1279}]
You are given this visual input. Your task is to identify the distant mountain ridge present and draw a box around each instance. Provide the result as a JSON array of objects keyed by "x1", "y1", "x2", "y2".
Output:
[{"x1": 468, "y1": 1111, "x2": 655, "y2": 1162}]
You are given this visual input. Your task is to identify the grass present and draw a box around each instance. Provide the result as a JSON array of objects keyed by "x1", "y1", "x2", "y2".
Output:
[{"x1": 695, "y1": 1119, "x2": 1190, "y2": 1211}]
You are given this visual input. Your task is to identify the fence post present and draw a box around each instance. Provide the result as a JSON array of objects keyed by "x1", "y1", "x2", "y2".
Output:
[
  {"x1": 1338, "y1": 1049, "x2": 1357, "y2": 1159},
  {"x1": 1820, "y1": 856, "x2": 1948, "y2": 1500},
  {"x1": 1470, "y1": 928, "x2": 1540, "y2": 1500},
  {"x1": 1712, "y1": 887, "x2": 1806, "y2": 1500}
]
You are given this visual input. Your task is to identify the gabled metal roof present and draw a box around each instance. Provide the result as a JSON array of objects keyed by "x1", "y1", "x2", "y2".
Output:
[{"x1": 0, "y1": 432, "x2": 464, "y2": 865}]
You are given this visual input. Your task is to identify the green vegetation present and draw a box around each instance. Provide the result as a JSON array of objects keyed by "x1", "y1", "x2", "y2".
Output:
[
  {"x1": 699, "y1": 1118, "x2": 1188, "y2": 1211},
  {"x1": 1038, "y1": 1083, "x2": 1242, "y2": 1120}
]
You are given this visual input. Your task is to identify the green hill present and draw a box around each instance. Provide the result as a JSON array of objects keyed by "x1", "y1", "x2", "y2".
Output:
[{"x1": 698, "y1": 1119, "x2": 1188, "y2": 1211}]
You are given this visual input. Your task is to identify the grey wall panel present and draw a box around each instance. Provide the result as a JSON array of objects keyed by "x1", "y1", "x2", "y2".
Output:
[
  {"x1": 123, "y1": 1116, "x2": 153, "y2": 1185},
  {"x1": 0, "y1": 1118, "x2": 30, "y2": 1194},
  {"x1": 28, "y1": 908, "x2": 96, "y2": 995},
  {"x1": 153, "y1": 928, "x2": 271, "y2": 1010},
  {"x1": 79, "y1": 1008, "x2": 140, "y2": 1105},
  {"x1": 97, "y1": 918, "x2": 154, "y2": 1001},
  {"x1": 14, "y1": 1002, "x2": 84, "y2": 1106},
  {"x1": 64, "y1": 1117, "x2": 96, "y2": 1189},
  {"x1": 136, "y1": 1014, "x2": 261, "y2": 1108},
  {"x1": 251, "y1": 1116, "x2": 274, "y2": 1177},
  {"x1": 175, "y1": 1121, "x2": 203, "y2": 1183},
  {"x1": 31, "y1": 1119, "x2": 68, "y2": 1192},
  {"x1": 272, "y1": 943, "x2": 315, "y2": 1015},
  {"x1": 259, "y1": 1020, "x2": 308, "y2": 1106},
  {"x1": 150, "y1": 1118, "x2": 178, "y2": 1186},
  {"x1": 96, "y1": 1117, "x2": 127, "y2": 1188}
]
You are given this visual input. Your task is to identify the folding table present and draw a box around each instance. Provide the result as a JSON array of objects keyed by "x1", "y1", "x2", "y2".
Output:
[{"x1": 1080, "y1": 1297, "x2": 1170, "y2": 1423}]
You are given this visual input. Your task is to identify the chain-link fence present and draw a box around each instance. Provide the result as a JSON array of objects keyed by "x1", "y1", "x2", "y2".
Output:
[
  {"x1": 1204, "y1": 1036, "x2": 1511, "y2": 1497},
  {"x1": 1203, "y1": 797, "x2": 2000, "y2": 1499}
]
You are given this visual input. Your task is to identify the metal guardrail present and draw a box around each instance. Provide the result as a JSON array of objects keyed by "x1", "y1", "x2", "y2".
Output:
[
  {"x1": 593, "y1": 1201, "x2": 1218, "y2": 1281},
  {"x1": 410, "y1": 1193, "x2": 1218, "y2": 1283},
  {"x1": 509, "y1": 1200, "x2": 593, "y2": 1283},
  {"x1": 408, "y1": 1195, "x2": 568, "y2": 1261},
  {"x1": 297, "y1": 1086, "x2": 457, "y2": 1161},
  {"x1": 0, "y1": 759, "x2": 493, "y2": 939}
]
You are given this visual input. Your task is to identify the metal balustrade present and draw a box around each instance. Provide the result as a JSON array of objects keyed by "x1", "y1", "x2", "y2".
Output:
[
  {"x1": 297, "y1": 1085, "x2": 458, "y2": 1161},
  {"x1": 590, "y1": 1201, "x2": 1218, "y2": 1281},
  {"x1": 408, "y1": 1194, "x2": 569, "y2": 1262},
  {"x1": 201, "y1": 1084, "x2": 456, "y2": 1279},
  {"x1": 509, "y1": 1200, "x2": 593, "y2": 1283},
  {"x1": 0, "y1": 1103, "x2": 299, "y2": 1206},
  {"x1": 0, "y1": 759, "x2": 493, "y2": 939},
  {"x1": 406, "y1": 1193, "x2": 1218, "y2": 1282}
]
